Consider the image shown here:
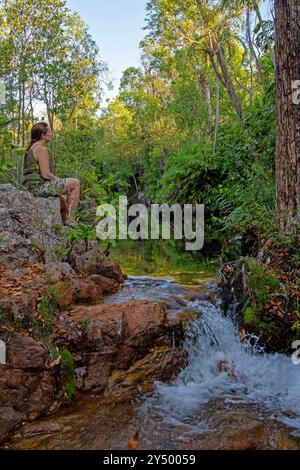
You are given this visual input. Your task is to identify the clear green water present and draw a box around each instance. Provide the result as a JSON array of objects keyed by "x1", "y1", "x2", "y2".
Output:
[{"x1": 109, "y1": 239, "x2": 218, "y2": 286}]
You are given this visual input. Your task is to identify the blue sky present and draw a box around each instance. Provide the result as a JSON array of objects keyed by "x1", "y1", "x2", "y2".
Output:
[
  {"x1": 66, "y1": 0, "x2": 148, "y2": 102},
  {"x1": 66, "y1": 0, "x2": 271, "y2": 103}
]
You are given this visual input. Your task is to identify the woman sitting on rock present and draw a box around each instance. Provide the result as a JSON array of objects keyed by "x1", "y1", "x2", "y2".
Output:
[{"x1": 22, "y1": 122, "x2": 80, "y2": 226}]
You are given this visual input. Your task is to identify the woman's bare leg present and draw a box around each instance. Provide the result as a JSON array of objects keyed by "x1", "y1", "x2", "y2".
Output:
[{"x1": 62, "y1": 178, "x2": 80, "y2": 215}]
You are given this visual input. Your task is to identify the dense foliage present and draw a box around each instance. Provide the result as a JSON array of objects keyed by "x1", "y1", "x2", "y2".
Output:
[{"x1": 0, "y1": 0, "x2": 289, "y2": 258}]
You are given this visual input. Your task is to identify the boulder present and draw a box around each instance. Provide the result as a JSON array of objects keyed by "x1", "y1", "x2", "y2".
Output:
[
  {"x1": 68, "y1": 239, "x2": 125, "y2": 283},
  {"x1": 104, "y1": 346, "x2": 187, "y2": 399},
  {"x1": 51, "y1": 301, "x2": 186, "y2": 394},
  {"x1": 0, "y1": 302, "x2": 194, "y2": 445},
  {"x1": 0, "y1": 407, "x2": 26, "y2": 446},
  {"x1": 0, "y1": 334, "x2": 57, "y2": 427},
  {"x1": 6, "y1": 335, "x2": 49, "y2": 370},
  {"x1": 0, "y1": 184, "x2": 64, "y2": 264}
]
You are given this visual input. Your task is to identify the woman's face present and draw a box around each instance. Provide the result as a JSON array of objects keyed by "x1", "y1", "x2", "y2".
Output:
[{"x1": 43, "y1": 127, "x2": 53, "y2": 142}]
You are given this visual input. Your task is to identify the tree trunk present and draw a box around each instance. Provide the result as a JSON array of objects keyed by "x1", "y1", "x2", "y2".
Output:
[
  {"x1": 253, "y1": 0, "x2": 276, "y2": 68},
  {"x1": 46, "y1": 101, "x2": 54, "y2": 131},
  {"x1": 200, "y1": 75, "x2": 213, "y2": 141},
  {"x1": 246, "y1": 10, "x2": 254, "y2": 111},
  {"x1": 275, "y1": 0, "x2": 300, "y2": 232},
  {"x1": 210, "y1": 35, "x2": 243, "y2": 117},
  {"x1": 17, "y1": 80, "x2": 21, "y2": 145},
  {"x1": 21, "y1": 81, "x2": 25, "y2": 147},
  {"x1": 246, "y1": 8, "x2": 264, "y2": 85},
  {"x1": 195, "y1": 0, "x2": 243, "y2": 117},
  {"x1": 194, "y1": 69, "x2": 213, "y2": 141},
  {"x1": 214, "y1": 74, "x2": 220, "y2": 155}
]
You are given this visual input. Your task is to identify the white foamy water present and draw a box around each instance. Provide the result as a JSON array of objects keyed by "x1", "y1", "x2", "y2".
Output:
[
  {"x1": 155, "y1": 300, "x2": 300, "y2": 431},
  {"x1": 107, "y1": 277, "x2": 300, "y2": 432}
]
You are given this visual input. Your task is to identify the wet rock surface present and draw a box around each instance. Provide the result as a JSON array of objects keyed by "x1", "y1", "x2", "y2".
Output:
[
  {"x1": 3, "y1": 268, "x2": 300, "y2": 451},
  {"x1": 6, "y1": 397, "x2": 300, "y2": 450}
]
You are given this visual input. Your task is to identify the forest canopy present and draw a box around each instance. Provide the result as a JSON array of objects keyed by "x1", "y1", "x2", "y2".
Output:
[{"x1": 0, "y1": 0, "x2": 298, "y2": 258}]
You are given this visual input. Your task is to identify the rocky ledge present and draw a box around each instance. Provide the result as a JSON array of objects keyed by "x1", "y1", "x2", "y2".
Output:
[{"x1": 0, "y1": 185, "x2": 192, "y2": 445}]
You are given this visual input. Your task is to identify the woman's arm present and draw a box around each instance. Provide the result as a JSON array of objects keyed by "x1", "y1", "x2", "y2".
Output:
[{"x1": 34, "y1": 146, "x2": 57, "y2": 181}]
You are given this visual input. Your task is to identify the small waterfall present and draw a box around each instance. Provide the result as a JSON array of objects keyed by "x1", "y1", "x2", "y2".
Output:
[
  {"x1": 154, "y1": 300, "x2": 300, "y2": 431},
  {"x1": 106, "y1": 276, "x2": 300, "y2": 433}
]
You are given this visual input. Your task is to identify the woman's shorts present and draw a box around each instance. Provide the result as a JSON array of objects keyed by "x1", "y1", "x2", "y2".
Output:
[{"x1": 31, "y1": 178, "x2": 66, "y2": 197}]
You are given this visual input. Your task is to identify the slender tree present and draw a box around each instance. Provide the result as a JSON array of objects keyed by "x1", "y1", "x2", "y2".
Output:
[{"x1": 275, "y1": 0, "x2": 300, "y2": 232}]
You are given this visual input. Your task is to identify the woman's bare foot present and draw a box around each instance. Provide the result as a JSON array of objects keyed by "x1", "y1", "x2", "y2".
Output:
[{"x1": 63, "y1": 214, "x2": 77, "y2": 227}]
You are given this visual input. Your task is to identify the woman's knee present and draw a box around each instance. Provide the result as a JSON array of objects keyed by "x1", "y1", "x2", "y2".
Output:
[{"x1": 65, "y1": 177, "x2": 80, "y2": 190}]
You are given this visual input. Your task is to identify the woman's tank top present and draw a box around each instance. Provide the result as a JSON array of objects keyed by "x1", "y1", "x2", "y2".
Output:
[{"x1": 22, "y1": 148, "x2": 45, "y2": 189}]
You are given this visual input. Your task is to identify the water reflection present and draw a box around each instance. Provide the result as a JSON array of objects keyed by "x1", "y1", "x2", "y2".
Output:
[{"x1": 110, "y1": 240, "x2": 217, "y2": 286}]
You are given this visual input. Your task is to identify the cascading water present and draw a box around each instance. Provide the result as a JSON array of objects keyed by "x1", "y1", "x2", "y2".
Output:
[
  {"x1": 106, "y1": 276, "x2": 300, "y2": 434},
  {"x1": 152, "y1": 299, "x2": 300, "y2": 433},
  {"x1": 7, "y1": 272, "x2": 300, "y2": 450}
]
